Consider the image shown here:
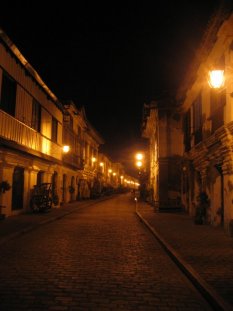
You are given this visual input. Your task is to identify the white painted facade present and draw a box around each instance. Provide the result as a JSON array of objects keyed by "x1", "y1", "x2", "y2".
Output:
[{"x1": 0, "y1": 29, "x2": 134, "y2": 217}]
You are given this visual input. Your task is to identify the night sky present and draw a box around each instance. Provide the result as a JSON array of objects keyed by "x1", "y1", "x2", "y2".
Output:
[{"x1": 0, "y1": 1, "x2": 220, "y2": 175}]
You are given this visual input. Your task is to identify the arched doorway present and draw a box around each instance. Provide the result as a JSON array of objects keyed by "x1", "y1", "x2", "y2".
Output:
[{"x1": 12, "y1": 167, "x2": 24, "y2": 210}]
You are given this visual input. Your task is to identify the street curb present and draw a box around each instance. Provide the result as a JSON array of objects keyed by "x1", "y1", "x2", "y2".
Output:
[
  {"x1": 135, "y1": 209, "x2": 232, "y2": 311},
  {"x1": 0, "y1": 195, "x2": 114, "y2": 246}
]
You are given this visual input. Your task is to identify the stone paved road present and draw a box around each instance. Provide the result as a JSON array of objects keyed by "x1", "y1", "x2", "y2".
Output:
[{"x1": 0, "y1": 194, "x2": 212, "y2": 310}]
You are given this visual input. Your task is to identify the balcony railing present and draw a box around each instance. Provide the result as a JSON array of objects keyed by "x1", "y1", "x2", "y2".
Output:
[
  {"x1": 0, "y1": 109, "x2": 62, "y2": 160},
  {"x1": 62, "y1": 153, "x2": 84, "y2": 169}
]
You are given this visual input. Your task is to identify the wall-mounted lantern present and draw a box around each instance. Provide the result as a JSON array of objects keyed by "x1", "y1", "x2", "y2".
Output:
[{"x1": 208, "y1": 69, "x2": 225, "y2": 89}]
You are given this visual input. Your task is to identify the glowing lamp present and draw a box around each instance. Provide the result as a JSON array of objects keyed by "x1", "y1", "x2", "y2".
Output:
[
  {"x1": 208, "y1": 70, "x2": 225, "y2": 89},
  {"x1": 62, "y1": 145, "x2": 70, "y2": 153},
  {"x1": 135, "y1": 153, "x2": 143, "y2": 160}
]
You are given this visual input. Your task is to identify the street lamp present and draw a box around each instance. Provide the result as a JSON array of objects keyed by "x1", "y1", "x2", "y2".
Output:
[
  {"x1": 135, "y1": 153, "x2": 144, "y2": 161},
  {"x1": 62, "y1": 145, "x2": 70, "y2": 153},
  {"x1": 136, "y1": 161, "x2": 142, "y2": 168},
  {"x1": 208, "y1": 69, "x2": 225, "y2": 89},
  {"x1": 135, "y1": 152, "x2": 144, "y2": 170},
  {"x1": 208, "y1": 67, "x2": 233, "y2": 99},
  {"x1": 134, "y1": 151, "x2": 147, "y2": 201}
]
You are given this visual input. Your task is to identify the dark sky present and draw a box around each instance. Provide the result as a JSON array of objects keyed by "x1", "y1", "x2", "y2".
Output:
[{"x1": 0, "y1": 1, "x2": 220, "y2": 175}]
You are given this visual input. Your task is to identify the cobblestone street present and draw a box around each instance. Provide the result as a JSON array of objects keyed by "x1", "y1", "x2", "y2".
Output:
[{"x1": 0, "y1": 194, "x2": 211, "y2": 310}]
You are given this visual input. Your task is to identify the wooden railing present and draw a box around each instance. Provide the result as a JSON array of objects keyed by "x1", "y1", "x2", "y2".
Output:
[
  {"x1": 62, "y1": 153, "x2": 84, "y2": 169},
  {"x1": 0, "y1": 109, "x2": 62, "y2": 160}
]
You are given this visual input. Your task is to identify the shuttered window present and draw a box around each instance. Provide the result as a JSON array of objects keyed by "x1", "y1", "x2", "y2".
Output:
[
  {"x1": 31, "y1": 99, "x2": 41, "y2": 132},
  {"x1": 0, "y1": 72, "x2": 16, "y2": 116},
  {"x1": 51, "y1": 117, "x2": 58, "y2": 143},
  {"x1": 210, "y1": 88, "x2": 225, "y2": 133},
  {"x1": 193, "y1": 93, "x2": 202, "y2": 145},
  {"x1": 183, "y1": 109, "x2": 191, "y2": 152}
]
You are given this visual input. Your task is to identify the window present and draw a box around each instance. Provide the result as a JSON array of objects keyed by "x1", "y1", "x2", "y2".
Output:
[
  {"x1": 0, "y1": 72, "x2": 16, "y2": 116},
  {"x1": 183, "y1": 109, "x2": 191, "y2": 152},
  {"x1": 69, "y1": 116, "x2": 73, "y2": 130},
  {"x1": 210, "y1": 88, "x2": 225, "y2": 133},
  {"x1": 193, "y1": 93, "x2": 202, "y2": 145},
  {"x1": 51, "y1": 117, "x2": 58, "y2": 143},
  {"x1": 31, "y1": 99, "x2": 41, "y2": 132},
  {"x1": 63, "y1": 114, "x2": 73, "y2": 129}
]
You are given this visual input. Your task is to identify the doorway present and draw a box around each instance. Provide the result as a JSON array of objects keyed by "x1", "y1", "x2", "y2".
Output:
[{"x1": 12, "y1": 167, "x2": 24, "y2": 210}]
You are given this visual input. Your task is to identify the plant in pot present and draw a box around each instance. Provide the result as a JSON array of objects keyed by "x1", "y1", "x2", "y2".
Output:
[{"x1": 0, "y1": 180, "x2": 11, "y2": 219}]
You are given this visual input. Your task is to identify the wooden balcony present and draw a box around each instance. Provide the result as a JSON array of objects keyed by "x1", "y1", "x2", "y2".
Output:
[
  {"x1": 62, "y1": 153, "x2": 84, "y2": 170},
  {"x1": 0, "y1": 109, "x2": 62, "y2": 160}
]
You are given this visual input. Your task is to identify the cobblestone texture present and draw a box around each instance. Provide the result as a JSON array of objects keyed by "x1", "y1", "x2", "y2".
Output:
[
  {"x1": 0, "y1": 194, "x2": 211, "y2": 310},
  {"x1": 137, "y1": 200, "x2": 233, "y2": 309}
]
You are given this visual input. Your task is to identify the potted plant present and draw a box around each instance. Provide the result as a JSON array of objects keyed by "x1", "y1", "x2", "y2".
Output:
[{"x1": 0, "y1": 180, "x2": 11, "y2": 193}]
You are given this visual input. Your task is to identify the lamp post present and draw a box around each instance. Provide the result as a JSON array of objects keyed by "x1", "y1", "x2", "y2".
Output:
[
  {"x1": 135, "y1": 152, "x2": 144, "y2": 174},
  {"x1": 134, "y1": 152, "x2": 147, "y2": 201}
]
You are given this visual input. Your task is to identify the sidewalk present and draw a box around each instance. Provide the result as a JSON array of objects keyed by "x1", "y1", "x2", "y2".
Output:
[
  {"x1": 0, "y1": 197, "x2": 108, "y2": 246},
  {"x1": 136, "y1": 200, "x2": 233, "y2": 311}
]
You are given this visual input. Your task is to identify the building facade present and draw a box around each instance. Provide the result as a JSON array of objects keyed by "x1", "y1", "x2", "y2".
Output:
[
  {"x1": 141, "y1": 100, "x2": 183, "y2": 210},
  {"x1": 177, "y1": 6, "x2": 233, "y2": 234},
  {"x1": 0, "y1": 29, "x2": 64, "y2": 216},
  {"x1": 0, "y1": 29, "x2": 136, "y2": 217}
]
